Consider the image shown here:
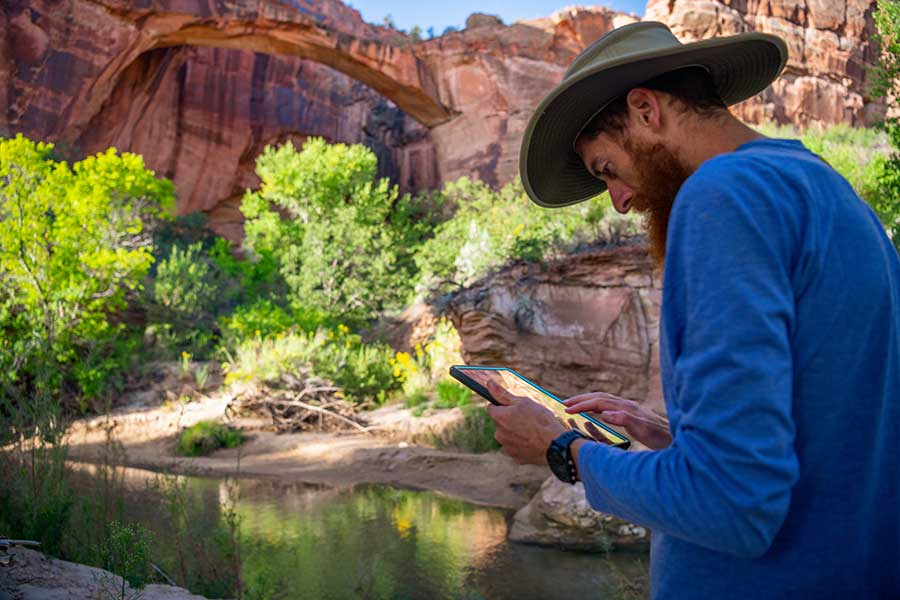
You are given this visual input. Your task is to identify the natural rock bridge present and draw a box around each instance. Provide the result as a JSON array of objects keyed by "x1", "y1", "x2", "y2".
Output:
[
  {"x1": 5, "y1": 0, "x2": 455, "y2": 141},
  {"x1": 1, "y1": 0, "x2": 883, "y2": 238}
]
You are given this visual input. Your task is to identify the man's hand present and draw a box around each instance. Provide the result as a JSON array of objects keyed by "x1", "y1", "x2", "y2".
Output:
[
  {"x1": 563, "y1": 392, "x2": 672, "y2": 450},
  {"x1": 485, "y1": 380, "x2": 567, "y2": 465}
]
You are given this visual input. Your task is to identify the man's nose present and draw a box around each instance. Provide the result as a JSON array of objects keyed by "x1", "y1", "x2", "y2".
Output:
[{"x1": 608, "y1": 182, "x2": 633, "y2": 214}]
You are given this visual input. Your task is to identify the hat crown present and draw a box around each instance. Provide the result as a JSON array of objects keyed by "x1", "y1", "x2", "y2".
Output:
[{"x1": 564, "y1": 22, "x2": 683, "y2": 80}]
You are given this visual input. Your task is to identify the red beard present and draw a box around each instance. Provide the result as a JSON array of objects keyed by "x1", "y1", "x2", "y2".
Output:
[{"x1": 623, "y1": 139, "x2": 693, "y2": 269}]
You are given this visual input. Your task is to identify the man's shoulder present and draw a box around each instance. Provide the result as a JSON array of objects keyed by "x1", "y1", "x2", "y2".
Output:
[
  {"x1": 683, "y1": 139, "x2": 817, "y2": 192},
  {"x1": 674, "y1": 138, "x2": 822, "y2": 218}
]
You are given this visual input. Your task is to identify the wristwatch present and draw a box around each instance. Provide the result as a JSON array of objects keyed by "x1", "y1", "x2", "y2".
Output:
[{"x1": 547, "y1": 430, "x2": 587, "y2": 484}]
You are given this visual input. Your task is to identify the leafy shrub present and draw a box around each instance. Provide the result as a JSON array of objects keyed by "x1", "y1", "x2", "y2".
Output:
[
  {"x1": 218, "y1": 299, "x2": 296, "y2": 350},
  {"x1": 871, "y1": 0, "x2": 900, "y2": 252},
  {"x1": 434, "y1": 380, "x2": 472, "y2": 409},
  {"x1": 93, "y1": 520, "x2": 153, "y2": 593},
  {"x1": 0, "y1": 135, "x2": 174, "y2": 403},
  {"x1": 223, "y1": 326, "x2": 399, "y2": 404},
  {"x1": 146, "y1": 242, "x2": 219, "y2": 356},
  {"x1": 391, "y1": 317, "x2": 465, "y2": 401},
  {"x1": 414, "y1": 177, "x2": 636, "y2": 293},
  {"x1": 208, "y1": 237, "x2": 284, "y2": 303},
  {"x1": 241, "y1": 138, "x2": 434, "y2": 325},
  {"x1": 177, "y1": 421, "x2": 244, "y2": 457},
  {"x1": 433, "y1": 405, "x2": 500, "y2": 453}
]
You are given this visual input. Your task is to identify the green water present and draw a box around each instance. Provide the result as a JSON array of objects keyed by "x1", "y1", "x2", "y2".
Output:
[{"x1": 69, "y1": 464, "x2": 648, "y2": 599}]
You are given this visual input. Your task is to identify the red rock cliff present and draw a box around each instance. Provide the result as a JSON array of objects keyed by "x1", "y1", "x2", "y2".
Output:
[
  {"x1": 0, "y1": 0, "x2": 884, "y2": 237},
  {"x1": 646, "y1": 0, "x2": 883, "y2": 126},
  {"x1": 447, "y1": 243, "x2": 664, "y2": 415}
]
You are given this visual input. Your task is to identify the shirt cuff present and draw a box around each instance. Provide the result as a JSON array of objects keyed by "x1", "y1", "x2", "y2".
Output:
[{"x1": 577, "y1": 441, "x2": 618, "y2": 511}]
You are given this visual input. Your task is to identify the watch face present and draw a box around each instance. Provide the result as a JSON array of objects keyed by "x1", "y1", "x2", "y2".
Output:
[{"x1": 547, "y1": 445, "x2": 572, "y2": 482}]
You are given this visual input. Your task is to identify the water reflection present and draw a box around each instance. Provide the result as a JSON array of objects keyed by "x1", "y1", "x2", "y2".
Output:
[{"x1": 68, "y1": 463, "x2": 646, "y2": 599}]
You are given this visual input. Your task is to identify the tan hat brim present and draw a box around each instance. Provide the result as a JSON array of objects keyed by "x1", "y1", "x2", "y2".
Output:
[{"x1": 520, "y1": 33, "x2": 788, "y2": 208}]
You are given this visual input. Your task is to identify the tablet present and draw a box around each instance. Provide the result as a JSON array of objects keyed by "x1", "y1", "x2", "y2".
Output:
[{"x1": 449, "y1": 365, "x2": 630, "y2": 449}]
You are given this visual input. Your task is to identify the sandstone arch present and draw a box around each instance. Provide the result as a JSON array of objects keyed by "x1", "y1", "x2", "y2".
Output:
[{"x1": 11, "y1": 0, "x2": 455, "y2": 148}]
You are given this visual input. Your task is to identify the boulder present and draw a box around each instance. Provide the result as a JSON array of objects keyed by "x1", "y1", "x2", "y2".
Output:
[
  {"x1": 0, "y1": 547, "x2": 206, "y2": 599},
  {"x1": 509, "y1": 476, "x2": 648, "y2": 551}
]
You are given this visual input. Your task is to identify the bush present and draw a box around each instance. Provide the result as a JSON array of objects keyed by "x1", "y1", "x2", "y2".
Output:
[
  {"x1": 92, "y1": 520, "x2": 154, "y2": 593},
  {"x1": 433, "y1": 405, "x2": 500, "y2": 453},
  {"x1": 0, "y1": 135, "x2": 174, "y2": 403},
  {"x1": 241, "y1": 138, "x2": 434, "y2": 325},
  {"x1": 434, "y1": 380, "x2": 471, "y2": 409},
  {"x1": 871, "y1": 1, "x2": 900, "y2": 252},
  {"x1": 146, "y1": 242, "x2": 220, "y2": 356},
  {"x1": 414, "y1": 177, "x2": 636, "y2": 294},
  {"x1": 391, "y1": 317, "x2": 465, "y2": 401},
  {"x1": 223, "y1": 326, "x2": 400, "y2": 404},
  {"x1": 177, "y1": 421, "x2": 244, "y2": 457}
]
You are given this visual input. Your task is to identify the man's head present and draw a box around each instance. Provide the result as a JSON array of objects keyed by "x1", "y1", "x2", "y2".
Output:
[{"x1": 573, "y1": 67, "x2": 729, "y2": 267}]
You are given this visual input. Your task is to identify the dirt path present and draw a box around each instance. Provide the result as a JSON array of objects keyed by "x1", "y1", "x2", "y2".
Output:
[{"x1": 64, "y1": 389, "x2": 548, "y2": 510}]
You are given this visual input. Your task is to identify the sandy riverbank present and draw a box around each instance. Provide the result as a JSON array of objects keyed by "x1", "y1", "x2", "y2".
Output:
[{"x1": 64, "y1": 388, "x2": 549, "y2": 511}]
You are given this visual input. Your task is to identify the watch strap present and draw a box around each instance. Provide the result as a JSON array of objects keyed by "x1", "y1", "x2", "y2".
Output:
[{"x1": 550, "y1": 430, "x2": 586, "y2": 484}]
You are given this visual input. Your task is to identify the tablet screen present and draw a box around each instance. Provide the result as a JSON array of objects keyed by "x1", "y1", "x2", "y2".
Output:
[{"x1": 452, "y1": 366, "x2": 629, "y2": 447}]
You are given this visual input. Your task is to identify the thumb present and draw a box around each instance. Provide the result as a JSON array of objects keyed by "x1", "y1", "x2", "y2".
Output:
[{"x1": 486, "y1": 380, "x2": 517, "y2": 406}]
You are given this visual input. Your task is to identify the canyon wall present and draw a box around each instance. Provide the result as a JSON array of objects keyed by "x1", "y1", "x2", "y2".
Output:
[
  {"x1": 646, "y1": 0, "x2": 883, "y2": 126},
  {"x1": 447, "y1": 243, "x2": 664, "y2": 414},
  {"x1": 0, "y1": 0, "x2": 884, "y2": 237}
]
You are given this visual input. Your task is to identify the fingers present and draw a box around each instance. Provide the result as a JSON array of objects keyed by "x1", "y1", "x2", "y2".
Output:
[
  {"x1": 563, "y1": 392, "x2": 634, "y2": 414},
  {"x1": 564, "y1": 398, "x2": 619, "y2": 414},
  {"x1": 598, "y1": 410, "x2": 631, "y2": 427},
  {"x1": 485, "y1": 380, "x2": 520, "y2": 406}
]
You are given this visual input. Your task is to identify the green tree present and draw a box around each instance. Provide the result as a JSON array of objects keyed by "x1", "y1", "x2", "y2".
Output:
[
  {"x1": 241, "y1": 138, "x2": 428, "y2": 325},
  {"x1": 0, "y1": 134, "x2": 174, "y2": 403},
  {"x1": 871, "y1": 0, "x2": 900, "y2": 251},
  {"x1": 414, "y1": 177, "x2": 621, "y2": 294}
]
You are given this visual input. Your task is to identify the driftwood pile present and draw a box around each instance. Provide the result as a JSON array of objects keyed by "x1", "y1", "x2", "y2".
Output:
[{"x1": 226, "y1": 369, "x2": 370, "y2": 434}]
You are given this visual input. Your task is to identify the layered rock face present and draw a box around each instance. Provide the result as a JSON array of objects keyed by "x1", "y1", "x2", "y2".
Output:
[
  {"x1": 74, "y1": 46, "x2": 436, "y2": 240},
  {"x1": 447, "y1": 243, "x2": 664, "y2": 416},
  {"x1": 646, "y1": 0, "x2": 883, "y2": 126},
  {"x1": 2, "y1": 0, "x2": 438, "y2": 239},
  {"x1": 0, "y1": 0, "x2": 883, "y2": 235},
  {"x1": 416, "y1": 7, "x2": 638, "y2": 187}
]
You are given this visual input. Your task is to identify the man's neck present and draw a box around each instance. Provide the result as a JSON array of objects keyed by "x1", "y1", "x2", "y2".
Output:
[{"x1": 675, "y1": 113, "x2": 765, "y2": 173}]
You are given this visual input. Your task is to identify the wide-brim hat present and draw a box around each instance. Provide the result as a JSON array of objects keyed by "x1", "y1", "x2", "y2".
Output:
[{"x1": 519, "y1": 21, "x2": 788, "y2": 208}]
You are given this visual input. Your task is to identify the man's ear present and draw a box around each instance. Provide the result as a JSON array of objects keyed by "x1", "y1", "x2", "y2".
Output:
[{"x1": 625, "y1": 88, "x2": 662, "y2": 130}]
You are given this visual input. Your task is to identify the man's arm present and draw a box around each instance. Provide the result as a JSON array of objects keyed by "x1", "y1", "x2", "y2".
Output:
[{"x1": 574, "y1": 163, "x2": 801, "y2": 558}]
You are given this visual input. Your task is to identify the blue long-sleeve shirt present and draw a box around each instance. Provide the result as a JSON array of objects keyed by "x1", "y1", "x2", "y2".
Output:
[{"x1": 578, "y1": 138, "x2": 900, "y2": 598}]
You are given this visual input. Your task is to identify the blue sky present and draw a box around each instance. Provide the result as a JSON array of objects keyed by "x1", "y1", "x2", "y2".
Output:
[{"x1": 347, "y1": 1, "x2": 646, "y2": 35}]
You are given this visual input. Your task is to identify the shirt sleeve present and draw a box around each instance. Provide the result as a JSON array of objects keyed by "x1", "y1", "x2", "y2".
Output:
[{"x1": 577, "y1": 160, "x2": 801, "y2": 558}]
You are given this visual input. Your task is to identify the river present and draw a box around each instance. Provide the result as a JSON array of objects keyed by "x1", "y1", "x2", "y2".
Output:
[{"x1": 67, "y1": 462, "x2": 648, "y2": 599}]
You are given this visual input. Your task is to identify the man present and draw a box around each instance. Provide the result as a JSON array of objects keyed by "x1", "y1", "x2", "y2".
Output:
[{"x1": 486, "y1": 21, "x2": 900, "y2": 598}]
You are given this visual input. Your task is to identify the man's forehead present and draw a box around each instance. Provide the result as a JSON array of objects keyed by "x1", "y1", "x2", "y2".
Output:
[{"x1": 575, "y1": 132, "x2": 617, "y2": 163}]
